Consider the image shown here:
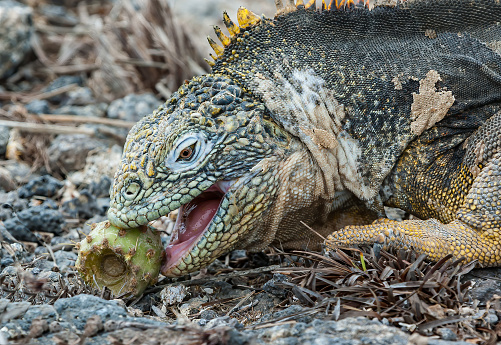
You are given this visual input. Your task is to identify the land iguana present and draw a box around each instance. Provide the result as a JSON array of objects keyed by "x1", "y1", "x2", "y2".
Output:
[{"x1": 107, "y1": 0, "x2": 501, "y2": 277}]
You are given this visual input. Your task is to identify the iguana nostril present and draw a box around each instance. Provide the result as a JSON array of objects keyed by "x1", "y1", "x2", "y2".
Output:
[{"x1": 124, "y1": 182, "x2": 141, "y2": 199}]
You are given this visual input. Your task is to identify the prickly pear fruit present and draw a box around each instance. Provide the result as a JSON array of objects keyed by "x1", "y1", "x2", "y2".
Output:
[{"x1": 75, "y1": 221, "x2": 164, "y2": 296}]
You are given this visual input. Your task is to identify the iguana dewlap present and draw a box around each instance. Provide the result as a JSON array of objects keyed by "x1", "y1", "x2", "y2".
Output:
[{"x1": 108, "y1": 0, "x2": 501, "y2": 277}]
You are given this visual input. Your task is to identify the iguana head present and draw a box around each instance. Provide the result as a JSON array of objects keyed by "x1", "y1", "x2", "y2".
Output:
[{"x1": 108, "y1": 74, "x2": 296, "y2": 276}]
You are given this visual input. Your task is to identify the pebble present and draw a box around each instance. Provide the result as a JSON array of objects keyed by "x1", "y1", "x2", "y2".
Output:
[
  {"x1": 160, "y1": 284, "x2": 188, "y2": 306},
  {"x1": 39, "y1": 4, "x2": 78, "y2": 27},
  {"x1": 3, "y1": 203, "x2": 65, "y2": 241},
  {"x1": 0, "y1": 0, "x2": 33, "y2": 79},
  {"x1": 262, "y1": 273, "x2": 289, "y2": 298},
  {"x1": 25, "y1": 100, "x2": 50, "y2": 114},
  {"x1": 42, "y1": 76, "x2": 83, "y2": 103},
  {"x1": 0, "y1": 126, "x2": 10, "y2": 156},
  {"x1": 17, "y1": 175, "x2": 63, "y2": 198},
  {"x1": 107, "y1": 93, "x2": 160, "y2": 122},
  {"x1": 61, "y1": 189, "x2": 103, "y2": 218},
  {"x1": 0, "y1": 191, "x2": 29, "y2": 220},
  {"x1": 47, "y1": 134, "x2": 108, "y2": 173},
  {"x1": 52, "y1": 251, "x2": 77, "y2": 272},
  {"x1": 53, "y1": 103, "x2": 108, "y2": 117},
  {"x1": 436, "y1": 328, "x2": 457, "y2": 341},
  {"x1": 62, "y1": 86, "x2": 96, "y2": 105}
]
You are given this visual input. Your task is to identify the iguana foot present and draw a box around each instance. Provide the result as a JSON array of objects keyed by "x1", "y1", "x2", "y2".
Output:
[{"x1": 326, "y1": 218, "x2": 501, "y2": 266}]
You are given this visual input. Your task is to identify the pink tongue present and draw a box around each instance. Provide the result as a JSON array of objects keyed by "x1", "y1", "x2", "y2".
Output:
[{"x1": 179, "y1": 199, "x2": 220, "y2": 242}]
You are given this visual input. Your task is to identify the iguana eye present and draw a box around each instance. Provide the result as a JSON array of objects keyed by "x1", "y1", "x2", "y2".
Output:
[
  {"x1": 177, "y1": 144, "x2": 196, "y2": 161},
  {"x1": 165, "y1": 132, "x2": 214, "y2": 172}
]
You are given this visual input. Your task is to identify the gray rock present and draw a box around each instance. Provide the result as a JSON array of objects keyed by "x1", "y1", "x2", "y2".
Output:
[
  {"x1": 3, "y1": 203, "x2": 65, "y2": 241},
  {"x1": 25, "y1": 100, "x2": 50, "y2": 114},
  {"x1": 0, "y1": 300, "x2": 30, "y2": 323},
  {"x1": 1, "y1": 161, "x2": 38, "y2": 185},
  {"x1": 54, "y1": 294, "x2": 128, "y2": 331},
  {"x1": 39, "y1": 4, "x2": 78, "y2": 27},
  {"x1": 205, "y1": 316, "x2": 240, "y2": 329},
  {"x1": 43, "y1": 76, "x2": 83, "y2": 104},
  {"x1": 47, "y1": 134, "x2": 108, "y2": 173},
  {"x1": 53, "y1": 103, "x2": 107, "y2": 117},
  {"x1": 62, "y1": 86, "x2": 96, "y2": 105},
  {"x1": 0, "y1": 191, "x2": 29, "y2": 220},
  {"x1": 262, "y1": 304, "x2": 311, "y2": 323},
  {"x1": 466, "y1": 267, "x2": 501, "y2": 304},
  {"x1": 17, "y1": 175, "x2": 63, "y2": 198},
  {"x1": 262, "y1": 273, "x2": 289, "y2": 297},
  {"x1": 22, "y1": 305, "x2": 57, "y2": 327},
  {"x1": 240, "y1": 317, "x2": 410, "y2": 345},
  {"x1": 427, "y1": 340, "x2": 471, "y2": 345},
  {"x1": 107, "y1": 93, "x2": 160, "y2": 122},
  {"x1": 436, "y1": 328, "x2": 457, "y2": 341},
  {"x1": 0, "y1": 125, "x2": 9, "y2": 156},
  {"x1": 52, "y1": 250, "x2": 77, "y2": 272},
  {"x1": 61, "y1": 189, "x2": 103, "y2": 218},
  {"x1": 0, "y1": 0, "x2": 33, "y2": 79}
]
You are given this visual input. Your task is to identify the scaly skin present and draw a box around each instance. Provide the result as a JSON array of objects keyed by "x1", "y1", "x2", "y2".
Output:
[{"x1": 109, "y1": 0, "x2": 501, "y2": 276}]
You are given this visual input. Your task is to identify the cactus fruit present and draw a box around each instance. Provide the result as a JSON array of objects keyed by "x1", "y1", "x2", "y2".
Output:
[{"x1": 75, "y1": 221, "x2": 164, "y2": 296}]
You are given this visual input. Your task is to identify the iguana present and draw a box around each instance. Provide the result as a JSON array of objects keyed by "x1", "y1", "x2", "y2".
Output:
[{"x1": 107, "y1": 0, "x2": 501, "y2": 277}]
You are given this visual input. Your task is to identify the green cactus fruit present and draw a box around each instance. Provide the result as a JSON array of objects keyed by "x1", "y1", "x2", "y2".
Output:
[{"x1": 75, "y1": 221, "x2": 164, "y2": 297}]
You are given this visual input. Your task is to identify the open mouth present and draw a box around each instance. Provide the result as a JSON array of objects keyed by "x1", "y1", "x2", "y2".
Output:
[{"x1": 162, "y1": 180, "x2": 233, "y2": 275}]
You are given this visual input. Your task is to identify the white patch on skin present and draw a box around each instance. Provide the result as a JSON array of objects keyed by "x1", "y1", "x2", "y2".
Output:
[
  {"x1": 251, "y1": 68, "x2": 372, "y2": 201},
  {"x1": 410, "y1": 70, "x2": 455, "y2": 135}
]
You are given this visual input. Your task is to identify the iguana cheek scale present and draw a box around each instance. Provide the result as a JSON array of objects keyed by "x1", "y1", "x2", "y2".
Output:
[{"x1": 108, "y1": 0, "x2": 501, "y2": 277}]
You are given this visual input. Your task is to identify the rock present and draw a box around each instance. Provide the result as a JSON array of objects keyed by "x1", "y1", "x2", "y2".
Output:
[
  {"x1": 0, "y1": 125, "x2": 9, "y2": 156},
  {"x1": 53, "y1": 103, "x2": 108, "y2": 117},
  {"x1": 3, "y1": 203, "x2": 65, "y2": 241},
  {"x1": 39, "y1": 4, "x2": 78, "y2": 27},
  {"x1": 262, "y1": 273, "x2": 289, "y2": 298},
  {"x1": 0, "y1": 0, "x2": 33, "y2": 79},
  {"x1": 467, "y1": 267, "x2": 501, "y2": 304},
  {"x1": 107, "y1": 93, "x2": 160, "y2": 122},
  {"x1": 262, "y1": 304, "x2": 312, "y2": 323},
  {"x1": 0, "y1": 191, "x2": 29, "y2": 220},
  {"x1": 61, "y1": 189, "x2": 103, "y2": 218},
  {"x1": 205, "y1": 316, "x2": 240, "y2": 329},
  {"x1": 52, "y1": 250, "x2": 77, "y2": 272},
  {"x1": 62, "y1": 86, "x2": 96, "y2": 105},
  {"x1": 68, "y1": 145, "x2": 122, "y2": 191},
  {"x1": 1, "y1": 161, "x2": 37, "y2": 185},
  {"x1": 42, "y1": 76, "x2": 83, "y2": 103},
  {"x1": 54, "y1": 295, "x2": 127, "y2": 331},
  {"x1": 25, "y1": 100, "x2": 50, "y2": 114},
  {"x1": 17, "y1": 175, "x2": 63, "y2": 198},
  {"x1": 240, "y1": 317, "x2": 410, "y2": 345},
  {"x1": 47, "y1": 134, "x2": 108, "y2": 173},
  {"x1": 88, "y1": 176, "x2": 112, "y2": 198},
  {"x1": 160, "y1": 284, "x2": 189, "y2": 306},
  {"x1": 436, "y1": 328, "x2": 457, "y2": 341}
]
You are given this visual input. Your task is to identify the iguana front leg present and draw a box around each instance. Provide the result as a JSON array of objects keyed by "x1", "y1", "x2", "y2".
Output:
[{"x1": 327, "y1": 111, "x2": 501, "y2": 267}]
